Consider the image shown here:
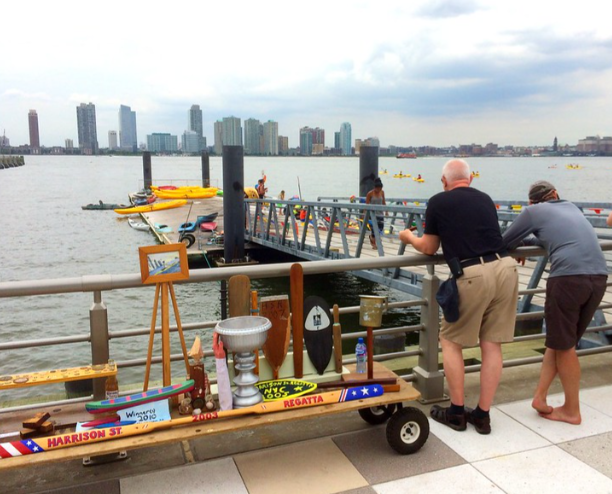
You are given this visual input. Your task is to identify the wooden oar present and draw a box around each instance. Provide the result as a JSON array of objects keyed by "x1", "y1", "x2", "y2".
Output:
[
  {"x1": 290, "y1": 263, "x2": 304, "y2": 378},
  {"x1": 0, "y1": 385, "x2": 384, "y2": 459},
  {"x1": 332, "y1": 304, "x2": 343, "y2": 373},
  {"x1": 260, "y1": 295, "x2": 291, "y2": 380},
  {"x1": 228, "y1": 275, "x2": 251, "y2": 318}
]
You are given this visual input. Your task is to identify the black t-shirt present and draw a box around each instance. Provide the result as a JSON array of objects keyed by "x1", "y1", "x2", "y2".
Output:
[{"x1": 424, "y1": 187, "x2": 504, "y2": 264}]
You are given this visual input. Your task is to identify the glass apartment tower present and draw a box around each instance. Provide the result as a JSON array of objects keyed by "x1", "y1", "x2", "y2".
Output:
[
  {"x1": 263, "y1": 120, "x2": 279, "y2": 155},
  {"x1": 188, "y1": 105, "x2": 205, "y2": 152},
  {"x1": 339, "y1": 122, "x2": 352, "y2": 155},
  {"x1": 119, "y1": 105, "x2": 138, "y2": 152},
  {"x1": 76, "y1": 103, "x2": 99, "y2": 155},
  {"x1": 244, "y1": 118, "x2": 262, "y2": 155}
]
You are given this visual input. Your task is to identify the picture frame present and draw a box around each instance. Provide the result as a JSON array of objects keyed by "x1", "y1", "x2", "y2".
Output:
[{"x1": 139, "y1": 243, "x2": 189, "y2": 284}]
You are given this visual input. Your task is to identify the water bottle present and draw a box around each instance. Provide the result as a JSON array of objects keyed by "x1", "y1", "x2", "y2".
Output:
[{"x1": 355, "y1": 337, "x2": 367, "y2": 374}]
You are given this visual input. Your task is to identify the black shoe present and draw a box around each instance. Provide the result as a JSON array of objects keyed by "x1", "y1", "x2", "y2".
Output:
[
  {"x1": 465, "y1": 406, "x2": 492, "y2": 435},
  {"x1": 430, "y1": 405, "x2": 467, "y2": 431}
]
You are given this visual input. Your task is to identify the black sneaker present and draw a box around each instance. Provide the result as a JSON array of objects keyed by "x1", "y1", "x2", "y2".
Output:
[{"x1": 465, "y1": 406, "x2": 491, "y2": 435}]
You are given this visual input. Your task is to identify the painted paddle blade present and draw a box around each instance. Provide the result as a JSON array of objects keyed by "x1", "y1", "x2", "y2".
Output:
[
  {"x1": 303, "y1": 296, "x2": 333, "y2": 375},
  {"x1": 339, "y1": 385, "x2": 384, "y2": 402},
  {"x1": 229, "y1": 275, "x2": 251, "y2": 317},
  {"x1": 255, "y1": 378, "x2": 317, "y2": 401},
  {"x1": 290, "y1": 263, "x2": 304, "y2": 378}
]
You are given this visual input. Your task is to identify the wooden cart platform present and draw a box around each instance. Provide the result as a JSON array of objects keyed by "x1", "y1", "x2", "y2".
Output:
[{"x1": 0, "y1": 363, "x2": 424, "y2": 470}]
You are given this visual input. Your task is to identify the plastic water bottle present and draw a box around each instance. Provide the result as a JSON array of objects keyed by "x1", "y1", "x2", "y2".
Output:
[{"x1": 355, "y1": 337, "x2": 367, "y2": 374}]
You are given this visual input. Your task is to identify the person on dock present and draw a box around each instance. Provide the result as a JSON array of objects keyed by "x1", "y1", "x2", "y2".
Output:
[
  {"x1": 607, "y1": 210, "x2": 612, "y2": 227},
  {"x1": 256, "y1": 179, "x2": 267, "y2": 199},
  {"x1": 502, "y1": 180, "x2": 608, "y2": 425},
  {"x1": 399, "y1": 158, "x2": 518, "y2": 434},
  {"x1": 366, "y1": 177, "x2": 387, "y2": 249}
]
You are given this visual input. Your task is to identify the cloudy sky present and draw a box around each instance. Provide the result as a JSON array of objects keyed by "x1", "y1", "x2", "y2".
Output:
[{"x1": 1, "y1": 0, "x2": 611, "y2": 149}]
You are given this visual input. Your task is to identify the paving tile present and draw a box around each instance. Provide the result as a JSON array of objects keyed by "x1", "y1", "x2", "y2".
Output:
[
  {"x1": 559, "y1": 431, "x2": 612, "y2": 478},
  {"x1": 41, "y1": 479, "x2": 120, "y2": 494},
  {"x1": 120, "y1": 458, "x2": 247, "y2": 494},
  {"x1": 373, "y1": 464, "x2": 504, "y2": 494},
  {"x1": 581, "y1": 385, "x2": 612, "y2": 418},
  {"x1": 337, "y1": 487, "x2": 377, "y2": 494},
  {"x1": 234, "y1": 437, "x2": 368, "y2": 494},
  {"x1": 427, "y1": 407, "x2": 550, "y2": 462},
  {"x1": 333, "y1": 427, "x2": 466, "y2": 484},
  {"x1": 497, "y1": 393, "x2": 612, "y2": 443},
  {"x1": 473, "y1": 445, "x2": 612, "y2": 493}
]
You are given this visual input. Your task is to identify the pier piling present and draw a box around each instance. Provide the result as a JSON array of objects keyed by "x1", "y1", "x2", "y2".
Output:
[
  {"x1": 201, "y1": 150, "x2": 210, "y2": 188},
  {"x1": 143, "y1": 152, "x2": 152, "y2": 190},
  {"x1": 359, "y1": 146, "x2": 379, "y2": 197},
  {"x1": 222, "y1": 145, "x2": 245, "y2": 262}
]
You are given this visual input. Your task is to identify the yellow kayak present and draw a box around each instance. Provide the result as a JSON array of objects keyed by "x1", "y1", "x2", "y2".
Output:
[
  {"x1": 152, "y1": 186, "x2": 218, "y2": 199},
  {"x1": 114, "y1": 199, "x2": 187, "y2": 215}
]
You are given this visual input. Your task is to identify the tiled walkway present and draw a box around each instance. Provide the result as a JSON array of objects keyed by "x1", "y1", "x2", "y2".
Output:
[{"x1": 109, "y1": 385, "x2": 612, "y2": 494}]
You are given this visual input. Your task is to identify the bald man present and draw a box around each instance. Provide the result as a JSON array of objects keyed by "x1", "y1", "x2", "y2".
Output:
[{"x1": 400, "y1": 159, "x2": 518, "y2": 434}]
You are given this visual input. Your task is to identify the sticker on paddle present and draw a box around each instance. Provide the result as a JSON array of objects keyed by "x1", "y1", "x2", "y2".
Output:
[
  {"x1": 255, "y1": 378, "x2": 317, "y2": 402},
  {"x1": 303, "y1": 296, "x2": 333, "y2": 375}
]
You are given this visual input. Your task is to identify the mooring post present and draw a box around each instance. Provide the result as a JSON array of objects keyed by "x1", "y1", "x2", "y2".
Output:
[
  {"x1": 90, "y1": 291, "x2": 110, "y2": 400},
  {"x1": 201, "y1": 150, "x2": 210, "y2": 188},
  {"x1": 359, "y1": 145, "x2": 379, "y2": 198},
  {"x1": 222, "y1": 145, "x2": 245, "y2": 262},
  {"x1": 143, "y1": 151, "x2": 152, "y2": 190},
  {"x1": 413, "y1": 266, "x2": 446, "y2": 403}
]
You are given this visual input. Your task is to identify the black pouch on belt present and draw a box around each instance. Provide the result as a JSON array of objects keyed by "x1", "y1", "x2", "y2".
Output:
[{"x1": 436, "y1": 277, "x2": 460, "y2": 323}]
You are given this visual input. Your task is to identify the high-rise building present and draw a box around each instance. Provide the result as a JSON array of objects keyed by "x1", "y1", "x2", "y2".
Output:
[
  {"x1": 76, "y1": 103, "x2": 98, "y2": 155},
  {"x1": 182, "y1": 130, "x2": 203, "y2": 154},
  {"x1": 147, "y1": 133, "x2": 178, "y2": 153},
  {"x1": 119, "y1": 105, "x2": 137, "y2": 152},
  {"x1": 214, "y1": 121, "x2": 223, "y2": 155},
  {"x1": 339, "y1": 122, "x2": 352, "y2": 155},
  {"x1": 312, "y1": 127, "x2": 325, "y2": 146},
  {"x1": 108, "y1": 131, "x2": 118, "y2": 150},
  {"x1": 222, "y1": 116, "x2": 242, "y2": 146},
  {"x1": 278, "y1": 136, "x2": 289, "y2": 155},
  {"x1": 263, "y1": 120, "x2": 279, "y2": 155},
  {"x1": 244, "y1": 118, "x2": 262, "y2": 155},
  {"x1": 65, "y1": 139, "x2": 73, "y2": 150},
  {"x1": 188, "y1": 105, "x2": 205, "y2": 152},
  {"x1": 300, "y1": 127, "x2": 314, "y2": 155},
  {"x1": 28, "y1": 110, "x2": 40, "y2": 151}
]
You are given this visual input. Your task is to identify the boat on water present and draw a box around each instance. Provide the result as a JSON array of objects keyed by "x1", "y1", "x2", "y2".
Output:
[
  {"x1": 393, "y1": 173, "x2": 412, "y2": 178},
  {"x1": 396, "y1": 153, "x2": 417, "y2": 159},
  {"x1": 82, "y1": 201, "x2": 128, "y2": 210},
  {"x1": 114, "y1": 199, "x2": 188, "y2": 215}
]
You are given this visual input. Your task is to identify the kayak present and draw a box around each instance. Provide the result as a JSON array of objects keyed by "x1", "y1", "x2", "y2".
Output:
[
  {"x1": 114, "y1": 199, "x2": 187, "y2": 215},
  {"x1": 200, "y1": 221, "x2": 217, "y2": 232}
]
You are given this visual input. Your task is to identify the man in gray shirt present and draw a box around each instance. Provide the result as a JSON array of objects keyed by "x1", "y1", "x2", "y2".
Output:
[{"x1": 503, "y1": 180, "x2": 608, "y2": 425}]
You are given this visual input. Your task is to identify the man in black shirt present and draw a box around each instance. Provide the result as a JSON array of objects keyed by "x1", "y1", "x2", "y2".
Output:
[{"x1": 400, "y1": 159, "x2": 518, "y2": 434}]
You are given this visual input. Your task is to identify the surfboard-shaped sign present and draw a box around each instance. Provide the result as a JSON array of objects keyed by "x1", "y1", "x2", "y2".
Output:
[
  {"x1": 303, "y1": 296, "x2": 333, "y2": 375},
  {"x1": 255, "y1": 379, "x2": 317, "y2": 401}
]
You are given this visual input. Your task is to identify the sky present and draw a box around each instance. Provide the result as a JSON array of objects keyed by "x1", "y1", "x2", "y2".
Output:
[{"x1": 1, "y1": 0, "x2": 611, "y2": 149}]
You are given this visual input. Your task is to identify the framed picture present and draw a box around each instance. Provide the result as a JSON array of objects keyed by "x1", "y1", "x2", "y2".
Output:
[{"x1": 139, "y1": 243, "x2": 189, "y2": 284}]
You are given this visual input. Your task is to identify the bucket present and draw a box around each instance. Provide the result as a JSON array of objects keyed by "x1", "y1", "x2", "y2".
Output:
[{"x1": 359, "y1": 295, "x2": 388, "y2": 328}]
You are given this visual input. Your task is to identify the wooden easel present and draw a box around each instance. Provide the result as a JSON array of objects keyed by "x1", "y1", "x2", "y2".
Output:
[{"x1": 143, "y1": 282, "x2": 190, "y2": 390}]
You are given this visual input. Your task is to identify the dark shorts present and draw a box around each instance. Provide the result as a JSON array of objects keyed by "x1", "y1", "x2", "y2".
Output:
[{"x1": 544, "y1": 274, "x2": 608, "y2": 350}]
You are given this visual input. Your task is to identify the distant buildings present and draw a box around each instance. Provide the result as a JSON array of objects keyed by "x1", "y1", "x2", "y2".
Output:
[
  {"x1": 147, "y1": 133, "x2": 178, "y2": 153},
  {"x1": 214, "y1": 116, "x2": 243, "y2": 154},
  {"x1": 244, "y1": 118, "x2": 262, "y2": 155},
  {"x1": 119, "y1": 105, "x2": 138, "y2": 152},
  {"x1": 299, "y1": 126, "x2": 325, "y2": 155},
  {"x1": 339, "y1": 122, "x2": 352, "y2": 155},
  {"x1": 28, "y1": 110, "x2": 40, "y2": 152},
  {"x1": 108, "y1": 131, "x2": 118, "y2": 150},
  {"x1": 577, "y1": 136, "x2": 612, "y2": 154},
  {"x1": 76, "y1": 103, "x2": 99, "y2": 155},
  {"x1": 186, "y1": 105, "x2": 206, "y2": 153}
]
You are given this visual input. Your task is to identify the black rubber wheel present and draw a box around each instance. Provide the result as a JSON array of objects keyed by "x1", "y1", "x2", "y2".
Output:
[
  {"x1": 358, "y1": 404, "x2": 398, "y2": 425},
  {"x1": 179, "y1": 233, "x2": 196, "y2": 248},
  {"x1": 386, "y1": 407, "x2": 429, "y2": 454}
]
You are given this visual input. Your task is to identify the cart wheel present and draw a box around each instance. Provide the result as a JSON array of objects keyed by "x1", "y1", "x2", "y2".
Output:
[
  {"x1": 386, "y1": 407, "x2": 429, "y2": 455},
  {"x1": 180, "y1": 233, "x2": 195, "y2": 248},
  {"x1": 358, "y1": 404, "x2": 398, "y2": 425}
]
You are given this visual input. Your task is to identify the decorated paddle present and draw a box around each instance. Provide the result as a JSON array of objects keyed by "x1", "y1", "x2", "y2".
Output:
[
  {"x1": 228, "y1": 275, "x2": 251, "y2": 318},
  {"x1": 85, "y1": 380, "x2": 194, "y2": 414},
  {"x1": 290, "y1": 263, "x2": 304, "y2": 378},
  {"x1": 260, "y1": 295, "x2": 291, "y2": 380},
  {"x1": 0, "y1": 385, "x2": 384, "y2": 459},
  {"x1": 303, "y1": 296, "x2": 333, "y2": 375},
  {"x1": 332, "y1": 304, "x2": 343, "y2": 373},
  {"x1": 255, "y1": 378, "x2": 317, "y2": 401}
]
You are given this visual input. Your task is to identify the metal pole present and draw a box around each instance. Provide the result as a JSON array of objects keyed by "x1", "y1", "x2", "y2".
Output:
[
  {"x1": 359, "y1": 145, "x2": 379, "y2": 198},
  {"x1": 90, "y1": 291, "x2": 110, "y2": 400},
  {"x1": 412, "y1": 266, "x2": 446, "y2": 403},
  {"x1": 222, "y1": 145, "x2": 245, "y2": 262},
  {"x1": 142, "y1": 151, "x2": 152, "y2": 190},
  {"x1": 201, "y1": 150, "x2": 210, "y2": 188}
]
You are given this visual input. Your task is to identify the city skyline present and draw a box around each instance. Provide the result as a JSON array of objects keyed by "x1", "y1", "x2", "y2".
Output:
[{"x1": 1, "y1": 1, "x2": 611, "y2": 149}]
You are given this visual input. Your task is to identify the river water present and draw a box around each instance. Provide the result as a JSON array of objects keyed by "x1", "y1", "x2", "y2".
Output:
[{"x1": 1, "y1": 154, "x2": 610, "y2": 401}]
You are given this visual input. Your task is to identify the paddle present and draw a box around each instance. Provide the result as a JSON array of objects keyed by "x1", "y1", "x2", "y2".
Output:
[
  {"x1": 228, "y1": 275, "x2": 251, "y2": 318},
  {"x1": 303, "y1": 296, "x2": 333, "y2": 375},
  {"x1": 290, "y1": 263, "x2": 304, "y2": 378},
  {"x1": 260, "y1": 295, "x2": 291, "y2": 380},
  {"x1": 332, "y1": 304, "x2": 343, "y2": 373},
  {"x1": 0, "y1": 385, "x2": 384, "y2": 459}
]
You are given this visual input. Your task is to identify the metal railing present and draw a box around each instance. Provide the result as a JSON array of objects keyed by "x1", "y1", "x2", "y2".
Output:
[{"x1": 1, "y1": 244, "x2": 611, "y2": 411}]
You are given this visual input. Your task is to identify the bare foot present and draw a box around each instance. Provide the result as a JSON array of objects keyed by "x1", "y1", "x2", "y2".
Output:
[
  {"x1": 532, "y1": 397, "x2": 553, "y2": 415},
  {"x1": 539, "y1": 406, "x2": 581, "y2": 425}
]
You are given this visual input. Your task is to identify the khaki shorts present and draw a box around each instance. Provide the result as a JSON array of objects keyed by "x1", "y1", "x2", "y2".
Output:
[{"x1": 440, "y1": 256, "x2": 518, "y2": 347}]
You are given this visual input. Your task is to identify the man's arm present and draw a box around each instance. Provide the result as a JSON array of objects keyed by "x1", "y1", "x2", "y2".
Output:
[
  {"x1": 399, "y1": 229, "x2": 440, "y2": 255},
  {"x1": 502, "y1": 209, "x2": 539, "y2": 249}
]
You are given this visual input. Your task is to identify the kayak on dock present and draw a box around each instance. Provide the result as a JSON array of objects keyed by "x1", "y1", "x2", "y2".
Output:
[{"x1": 114, "y1": 199, "x2": 187, "y2": 215}]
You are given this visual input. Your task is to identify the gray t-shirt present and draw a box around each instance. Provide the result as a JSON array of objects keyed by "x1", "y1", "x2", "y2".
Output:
[{"x1": 502, "y1": 200, "x2": 607, "y2": 278}]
